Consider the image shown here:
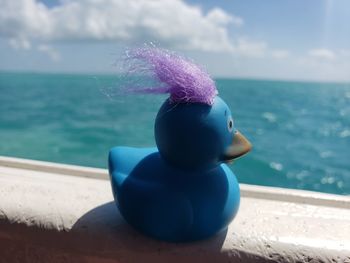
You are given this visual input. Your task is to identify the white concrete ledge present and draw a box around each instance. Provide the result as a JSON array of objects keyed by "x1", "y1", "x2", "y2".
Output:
[
  {"x1": 0, "y1": 156, "x2": 350, "y2": 262},
  {"x1": 0, "y1": 156, "x2": 107, "y2": 179}
]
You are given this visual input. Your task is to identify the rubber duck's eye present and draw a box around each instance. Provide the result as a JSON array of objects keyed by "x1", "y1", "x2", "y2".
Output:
[{"x1": 227, "y1": 117, "x2": 234, "y2": 132}]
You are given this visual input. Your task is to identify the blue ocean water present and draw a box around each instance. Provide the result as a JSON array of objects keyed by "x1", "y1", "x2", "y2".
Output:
[{"x1": 0, "y1": 72, "x2": 349, "y2": 195}]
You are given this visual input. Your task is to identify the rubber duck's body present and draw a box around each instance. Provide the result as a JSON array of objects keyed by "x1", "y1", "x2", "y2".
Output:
[{"x1": 108, "y1": 48, "x2": 251, "y2": 242}]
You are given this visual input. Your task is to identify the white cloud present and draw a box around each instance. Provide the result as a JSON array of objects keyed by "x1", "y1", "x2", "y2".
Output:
[
  {"x1": 206, "y1": 7, "x2": 243, "y2": 27},
  {"x1": 271, "y1": 49, "x2": 290, "y2": 59},
  {"x1": 37, "y1": 44, "x2": 60, "y2": 61},
  {"x1": 339, "y1": 49, "x2": 350, "y2": 57},
  {"x1": 234, "y1": 38, "x2": 267, "y2": 58},
  {"x1": 8, "y1": 37, "x2": 32, "y2": 50},
  {"x1": 0, "y1": 0, "x2": 245, "y2": 53},
  {"x1": 295, "y1": 48, "x2": 350, "y2": 82},
  {"x1": 308, "y1": 48, "x2": 336, "y2": 60}
]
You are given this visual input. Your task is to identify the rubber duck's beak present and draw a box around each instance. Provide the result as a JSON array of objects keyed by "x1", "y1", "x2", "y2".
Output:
[{"x1": 221, "y1": 131, "x2": 252, "y2": 163}]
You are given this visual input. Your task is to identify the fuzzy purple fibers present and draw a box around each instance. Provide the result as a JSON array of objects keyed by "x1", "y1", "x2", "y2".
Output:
[{"x1": 123, "y1": 47, "x2": 218, "y2": 105}]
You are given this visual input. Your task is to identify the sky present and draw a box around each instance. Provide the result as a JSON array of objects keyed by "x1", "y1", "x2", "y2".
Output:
[{"x1": 0, "y1": 0, "x2": 349, "y2": 82}]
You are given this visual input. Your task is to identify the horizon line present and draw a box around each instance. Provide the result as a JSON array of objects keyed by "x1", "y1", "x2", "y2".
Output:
[{"x1": 0, "y1": 69, "x2": 349, "y2": 85}]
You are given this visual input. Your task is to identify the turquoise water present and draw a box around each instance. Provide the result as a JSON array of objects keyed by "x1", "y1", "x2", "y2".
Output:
[{"x1": 1, "y1": 72, "x2": 349, "y2": 195}]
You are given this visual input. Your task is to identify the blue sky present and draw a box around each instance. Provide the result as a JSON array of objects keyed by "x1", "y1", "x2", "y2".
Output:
[{"x1": 0, "y1": 0, "x2": 349, "y2": 81}]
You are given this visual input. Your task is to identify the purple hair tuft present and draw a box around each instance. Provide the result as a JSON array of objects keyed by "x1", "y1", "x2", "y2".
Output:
[{"x1": 122, "y1": 47, "x2": 218, "y2": 105}]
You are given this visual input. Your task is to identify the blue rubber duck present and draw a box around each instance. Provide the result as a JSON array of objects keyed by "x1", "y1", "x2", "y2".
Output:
[{"x1": 108, "y1": 47, "x2": 252, "y2": 242}]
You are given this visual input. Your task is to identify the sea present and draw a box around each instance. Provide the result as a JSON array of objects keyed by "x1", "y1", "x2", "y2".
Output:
[{"x1": 1, "y1": 72, "x2": 349, "y2": 195}]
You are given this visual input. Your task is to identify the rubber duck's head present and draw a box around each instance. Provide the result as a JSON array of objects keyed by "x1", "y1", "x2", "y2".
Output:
[
  {"x1": 155, "y1": 97, "x2": 251, "y2": 169},
  {"x1": 121, "y1": 46, "x2": 251, "y2": 169}
]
